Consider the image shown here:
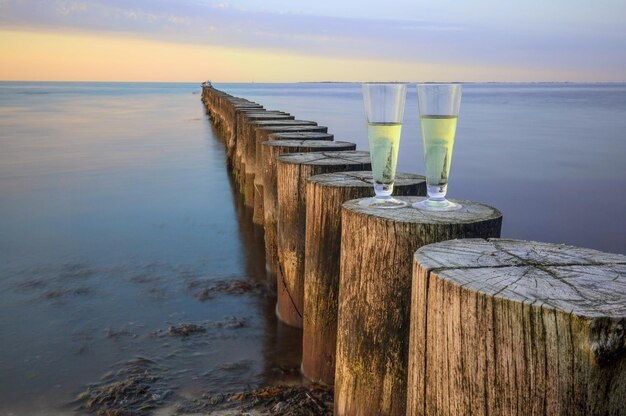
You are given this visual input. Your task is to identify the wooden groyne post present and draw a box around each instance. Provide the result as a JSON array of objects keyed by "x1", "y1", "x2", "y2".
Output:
[
  {"x1": 408, "y1": 239, "x2": 626, "y2": 416},
  {"x1": 252, "y1": 127, "x2": 331, "y2": 225},
  {"x1": 200, "y1": 83, "x2": 625, "y2": 416},
  {"x1": 262, "y1": 142, "x2": 358, "y2": 278},
  {"x1": 334, "y1": 197, "x2": 502, "y2": 415},
  {"x1": 240, "y1": 119, "x2": 322, "y2": 206},
  {"x1": 275, "y1": 151, "x2": 371, "y2": 328},
  {"x1": 302, "y1": 172, "x2": 427, "y2": 385},
  {"x1": 202, "y1": 90, "x2": 263, "y2": 153},
  {"x1": 233, "y1": 111, "x2": 295, "y2": 189}
]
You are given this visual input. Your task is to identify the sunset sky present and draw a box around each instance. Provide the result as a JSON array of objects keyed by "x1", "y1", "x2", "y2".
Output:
[{"x1": 1, "y1": 0, "x2": 625, "y2": 82}]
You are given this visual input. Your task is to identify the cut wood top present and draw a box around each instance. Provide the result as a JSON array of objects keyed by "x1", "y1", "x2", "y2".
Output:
[
  {"x1": 242, "y1": 110, "x2": 288, "y2": 114},
  {"x1": 343, "y1": 196, "x2": 502, "y2": 225},
  {"x1": 232, "y1": 103, "x2": 262, "y2": 108},
  {"x1": 277, "y1": 151, "x2": 370, "y2": 166},
  {"x1": 234, "y1": 106, "x2": 264, "y2": 111},
  {"x1": 415, "y1": 238, "x2": 626, "y2": 318},
  {"x1": 269, "y1": 131, "x2": 334, "y2": 140},
  {"x1": 309, "y1": 171, "x2": 425, "y2": 188},
  {"x1": 257, "y1": 126, "x2": 329, "y2": 134},
  {"x1": 263, "y1": 140, "x2": 356, "y2": 150},
  {"x1": 248, "y1": 119, "x2": 317, "y2": 127},
  {"x1": 241, "y1": 113, "x2": 293, "y2": 120}
]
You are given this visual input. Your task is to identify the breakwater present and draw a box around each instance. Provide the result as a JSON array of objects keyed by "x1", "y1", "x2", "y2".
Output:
[{"x1": 201, "y1": 82, "x2": 626, "y2": 416}]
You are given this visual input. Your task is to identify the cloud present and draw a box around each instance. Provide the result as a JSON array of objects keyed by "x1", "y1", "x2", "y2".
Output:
[{"x1": 1, "y1": 0, "x2": 624, "y2": 76}]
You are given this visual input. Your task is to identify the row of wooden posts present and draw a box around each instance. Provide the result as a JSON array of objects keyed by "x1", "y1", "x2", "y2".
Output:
[{"x1": 200, "y1": 83, "x2": 626, "y2": 416}]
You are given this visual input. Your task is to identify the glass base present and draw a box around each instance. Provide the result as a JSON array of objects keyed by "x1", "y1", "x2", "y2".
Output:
[
  {"x1": 358, "y1": 196, "x2": 407, "y2": 209},
  {"x1": 413, "y1": 198, "x2": 461, "y2": 211}
]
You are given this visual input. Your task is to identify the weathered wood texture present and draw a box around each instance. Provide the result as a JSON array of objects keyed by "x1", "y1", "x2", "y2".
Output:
[
  {"x1": 235, "y1": 113, "x2": 293, "y2": 160},
  {"x1": 262, "y1": 142, "x2": 357, "y2": 278},
  {"x1": 201, "y1": 88, "x2": 262, "y2": 152},
  {"x1": 240, "y1": 120, "x2": 319, "y2": 206},
  {"x1": 202, "y1": 89, "x2": 262, "y2": 149},
  {"x1": 252, "y1": 129, "x2": 333, "y2": 225},
  {"x1": 408, "y1": 238, "x2": 626, "y2": 416},
  {"x1": 224, "y1": 107, "x2": 266, "y2": 164},
  {"x1": 302, "y1": 172, "x2": 427, "y2": 385},
  {"x1": 233, "y1": 112, "x2": 294, "y2": 185},
  {"x1": 335, "y1": 197, "x2": 502, "y2": 416},
  {"x1": 275, "y1": 151, "x2": 372, "y2": 328}
]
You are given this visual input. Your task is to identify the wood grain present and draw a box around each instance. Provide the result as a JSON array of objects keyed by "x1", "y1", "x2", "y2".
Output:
[
  {"x1": 275, "y1": 151, "x2": 371, "y2": 328},
  {"x1": 251, "y1": 128, "x2": 332, "y2": 225},
  {"x1": 262, "y1": 143, "x2": 357, "y2": 278},
  {"x1": 335, "y1": 197, "x2": 502, "y2": 416},
  {"x1": 408, "y1": 238, "x2": 626, "y2": 416},
  {"x1": 302, "y1": 172, "x2": 426, "y2": 385}
]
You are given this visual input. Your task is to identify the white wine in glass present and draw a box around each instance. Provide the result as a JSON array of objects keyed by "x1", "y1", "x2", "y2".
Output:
[
  {"x1": 361, "y1": 83, "x2": 407, "y2": 209},
  {"x1": 421, "y1": 115, "x2": 458, "y2": 195},
  {"x1": 414, "y1": 84, "x2": 462, "y2": 211},
  {"x1": 367, "y1": 121, "x2": 402, "y2": 186}
]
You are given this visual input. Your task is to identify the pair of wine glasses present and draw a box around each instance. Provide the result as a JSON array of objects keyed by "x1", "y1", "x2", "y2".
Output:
[{"x1": 361, "y1": 83, "x2": 462, "y2": 211}]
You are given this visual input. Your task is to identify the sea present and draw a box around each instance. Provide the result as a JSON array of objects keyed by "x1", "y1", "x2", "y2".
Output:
[{"x1": 0, "y1": 81, "x2": 624, "y2": 414}]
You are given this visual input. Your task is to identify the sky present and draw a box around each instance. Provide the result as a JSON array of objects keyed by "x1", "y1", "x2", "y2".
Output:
[{"x1": 0, "y1": 0, "x2": 625, "y2": 82}]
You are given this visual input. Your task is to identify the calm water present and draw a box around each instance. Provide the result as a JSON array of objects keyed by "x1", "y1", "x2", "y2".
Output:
[
  {"x1": 0, "y1": 82, "x2": 625, "y2": 414},
  {"x1": 0, "y1": 82, "x2": 302, "y2": 415},
  {"x1": 217, "y1": 82, "x2": 626, "y2": 254}
]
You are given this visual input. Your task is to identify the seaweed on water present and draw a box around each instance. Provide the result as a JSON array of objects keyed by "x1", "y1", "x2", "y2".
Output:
[
  {"x1": 74, "y1": 357, "x2": 172, "y2": 415},
  {"x1": 193, "y1": 279, "x2": 266, "y2": 301},
  {"x1": 175, "y1": 384, "x2": 333, "y2": 415},
  {"x1": 152, "y1": 317, "x2": 248, "y2": 339},
  {"x1": 167, "y1": 323, "x2": 207, "y2": 337}
]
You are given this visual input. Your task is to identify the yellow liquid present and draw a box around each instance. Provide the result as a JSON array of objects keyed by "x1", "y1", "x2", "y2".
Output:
[
  {"x1": 420, "y1": 115, "x2": 458, "y2": 187},
  {"x1": 367, "y1": 122, "x2": 402, "y2": 184}
]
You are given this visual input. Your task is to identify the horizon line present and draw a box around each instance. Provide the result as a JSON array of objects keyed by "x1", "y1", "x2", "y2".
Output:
[{"x1": 2, "y1": 80, "x2": 626, "y2": 84}]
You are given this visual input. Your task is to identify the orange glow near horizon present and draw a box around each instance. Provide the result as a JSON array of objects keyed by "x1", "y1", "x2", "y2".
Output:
[{"x1": 0, "y1": 29, "x2": 595, "y2": 83}]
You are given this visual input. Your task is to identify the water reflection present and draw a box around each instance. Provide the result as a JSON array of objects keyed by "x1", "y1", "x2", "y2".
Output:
[
  {"x1": 0, "y1": 82, "x2": 302, "y2": 415},
  {"x1": 223, "y1": 155, "x2": 304, "y2": 388}
]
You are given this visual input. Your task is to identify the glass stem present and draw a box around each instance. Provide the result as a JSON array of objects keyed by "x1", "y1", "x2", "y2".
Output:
[
  {"x1": 374, "y1": 181, "x2": 394, "y2": 199},
  {"x1": 427, "y1": 184, "x2": 448, "y2": 201}
]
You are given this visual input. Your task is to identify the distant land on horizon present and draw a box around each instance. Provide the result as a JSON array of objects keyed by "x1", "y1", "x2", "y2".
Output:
[{"x1": 2, "y1": 80, "x2": 626, "y2": 85}]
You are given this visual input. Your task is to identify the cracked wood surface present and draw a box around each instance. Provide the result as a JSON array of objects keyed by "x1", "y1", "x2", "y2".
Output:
[
  {"x1": 302, "y1": 172, "x2": 426, "y2": 385},
  {"x1": 275, "y1": 151, "x2": 371, "y2": 328},
  {"x1": 408, "y1": 238, "x2": 626, "y2": 416},
  {"x1": 335, "y1": 197, "x2": 502, "y2": 416}
]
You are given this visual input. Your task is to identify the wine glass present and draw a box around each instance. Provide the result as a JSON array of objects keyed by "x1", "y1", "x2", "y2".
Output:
[
  {"x1": 413, "y1": 83, "x2": 462, "y2": 211},
  {"x1": 360, "y1": 83, "x2": 407, "y2": 209}
]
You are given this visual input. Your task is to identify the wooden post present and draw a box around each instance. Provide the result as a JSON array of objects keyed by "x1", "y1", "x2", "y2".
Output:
[
  {"x1": 224, "y1": 107, "x2": 266, "y2": 166},
  {"x1": 233, "y1": 111, "x2": 292, "y2": 175},
  {"x1": 203, "y1": 92, "x2": 261, "y2": 144},
  {"x1": 408, "y1": 238, "x2": 626, "y2": 416},
  {"x1": 275, "y1": 151, "x2": 372, "y2": 328},
  {"x1": 234, "y1": 112, "x2": 294, "y2": 184},
  {"x1": 262, "y1": 141, "x2": 355, "y2": 279},
  {"x1": 335, "y1": 197, "x2": 502, "y2": 416},
  {"x1": 241, "y1": 119, "x2": 319, "y2": 206},
  {"x1": 206, "y1": 92, "x2": 260, "y2": 139},
  {"x1": 201, "y1": 87, "x2": 263, "y2": 158},
  {"x1": 302, "y1": 172, "x2": 427, "y2": 385},
  {"x1": 252, "y1": 128, "x2": 333, "y2": 225}
]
